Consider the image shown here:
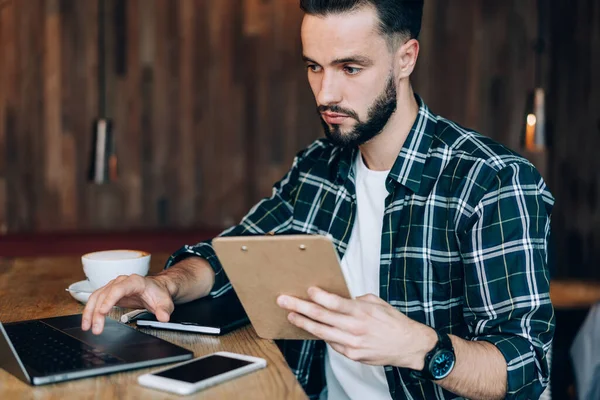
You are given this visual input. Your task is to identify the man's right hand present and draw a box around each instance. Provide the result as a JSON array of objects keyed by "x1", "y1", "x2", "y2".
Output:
[
  {"x1": 80, "y1": 256, "x2": 216, "y2": 335},
  {"x1": 81, "y1": 274, "x2": 175, "y2": 335}
]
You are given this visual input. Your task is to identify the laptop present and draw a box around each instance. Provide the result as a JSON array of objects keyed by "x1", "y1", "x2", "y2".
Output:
[
  {"x1": 135, "y1": 289, "x2": 249, "y2": 335},
  {"x1": 0, "y1": 314, "x2": 193, "y2": 385}
]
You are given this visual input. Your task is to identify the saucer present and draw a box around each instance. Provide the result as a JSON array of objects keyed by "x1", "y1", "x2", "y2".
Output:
[{"x1": 67, "y1": 280, "x2": 94, "y2": 304}]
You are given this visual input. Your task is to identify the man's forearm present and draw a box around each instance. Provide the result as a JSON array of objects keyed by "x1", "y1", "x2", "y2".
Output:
[
  {"x1": 436, "y1": 335, "x2": 507, "y2": 400},
  {"x1": 153, "y1": 256, "x2": 215, "y2": 304}
]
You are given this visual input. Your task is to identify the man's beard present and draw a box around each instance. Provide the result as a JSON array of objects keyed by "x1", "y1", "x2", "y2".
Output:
[{"x1": 318, "y1": 75, "x2": 397, "y2": 148}]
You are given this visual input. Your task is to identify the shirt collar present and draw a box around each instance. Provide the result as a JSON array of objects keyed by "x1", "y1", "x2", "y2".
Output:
[{"x1": 334, "y1": 94, "x2": 436, "y2": 193}]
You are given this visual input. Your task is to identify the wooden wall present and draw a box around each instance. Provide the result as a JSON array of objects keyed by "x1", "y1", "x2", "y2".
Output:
[
  {"x1": 413, "y1": 0, "x2": 539, "y2": 152},
  {"x1": 0, "y1": 0, "x2": 538, "y2": 234},
  {"x1": 0, "y1": 0, "x2": 321, "y2": 233},
  {"x1": 1, "y1": 0, "x2": 598, "y2": 279},
  {"x1": 547, "y1": 0, "x2": 600, "y2": 280}
]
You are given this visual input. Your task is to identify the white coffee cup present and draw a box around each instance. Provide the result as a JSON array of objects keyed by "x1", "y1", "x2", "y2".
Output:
[{"x1": 82, "y1": 249, "x2": 151, "y2": 290}]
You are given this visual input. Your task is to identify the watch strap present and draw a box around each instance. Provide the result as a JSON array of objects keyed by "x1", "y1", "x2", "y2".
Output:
[{"x1": 410, "y1": 330, "x2": 454, "y2": 381}]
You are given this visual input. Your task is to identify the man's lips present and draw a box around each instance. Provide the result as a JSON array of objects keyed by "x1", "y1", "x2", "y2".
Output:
[{"x1": 321, "y1": 112, "x2": 350, "y2": 124}]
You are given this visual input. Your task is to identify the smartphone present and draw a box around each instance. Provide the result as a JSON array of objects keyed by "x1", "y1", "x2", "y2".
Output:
[{"x1": 137, "y1": 351, "x2": 267, "y2": 395}]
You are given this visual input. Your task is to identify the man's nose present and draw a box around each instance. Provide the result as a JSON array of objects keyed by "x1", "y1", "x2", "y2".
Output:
[{"x1": 317, "y1": 71, "x2": 343, "y2": 106}]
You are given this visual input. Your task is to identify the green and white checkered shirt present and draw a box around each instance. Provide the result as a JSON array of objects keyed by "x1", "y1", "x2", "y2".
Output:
[{"x1": 166, "y1": 95, "x2": 555, "y2": 400}]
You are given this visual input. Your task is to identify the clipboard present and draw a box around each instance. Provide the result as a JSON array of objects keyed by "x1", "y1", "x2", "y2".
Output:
[{"x1": 212, "y1": 234, "x2": 351, "y2": 340}]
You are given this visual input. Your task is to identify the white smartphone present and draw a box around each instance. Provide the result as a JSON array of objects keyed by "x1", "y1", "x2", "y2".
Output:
[{"x1": 137, "y1": 351, "x2": 267, "y2": 395}]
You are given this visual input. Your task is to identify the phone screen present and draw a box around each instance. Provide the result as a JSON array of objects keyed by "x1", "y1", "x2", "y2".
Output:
[{"x1": 155, "y1": 355, "x2": 254, "y2": 383}]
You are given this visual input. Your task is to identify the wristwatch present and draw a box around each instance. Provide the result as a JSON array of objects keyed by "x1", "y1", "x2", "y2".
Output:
[{"x1": 410, "y1": 330, "x2": 456, "y2": 381}]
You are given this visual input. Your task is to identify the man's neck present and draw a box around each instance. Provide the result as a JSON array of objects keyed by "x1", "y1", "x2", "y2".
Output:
[{"x1": 359, "y1": 88, "x2": 419, "y2": 171}]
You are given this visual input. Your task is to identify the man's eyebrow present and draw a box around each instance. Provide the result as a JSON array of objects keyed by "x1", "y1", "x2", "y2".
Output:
[
  {"x1": 302, "y1": 55, "x2": 374, "y2": 67},
  {"x1": 331, "y1": 55, "x2": 373, "y2": 66}
]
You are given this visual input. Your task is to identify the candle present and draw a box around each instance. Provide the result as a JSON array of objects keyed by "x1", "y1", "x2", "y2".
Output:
[{"x1": 526, "y1": 113, "x2": 537, "y2": 151}]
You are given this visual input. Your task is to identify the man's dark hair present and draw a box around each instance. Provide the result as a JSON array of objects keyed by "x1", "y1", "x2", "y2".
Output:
[{"x1": 300, "y1": 0, "x2": 424, "y2": 46}]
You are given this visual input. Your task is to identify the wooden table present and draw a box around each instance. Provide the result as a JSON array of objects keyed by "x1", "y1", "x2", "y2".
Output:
[
  {"x1": 0, "y1": 254, "x2": 307, "y2": 400},
  {"x1": 550, "y1": 279, "x2": 600, "y2": 309}
]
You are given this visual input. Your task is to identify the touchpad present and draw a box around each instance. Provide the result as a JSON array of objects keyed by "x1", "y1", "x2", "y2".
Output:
[{"x1": 63, "y1": 322, "x2": 159, "y2": 350}]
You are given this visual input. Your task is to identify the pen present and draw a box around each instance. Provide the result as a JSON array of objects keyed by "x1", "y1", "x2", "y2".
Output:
[{"x1": 120, "y1": 309, "x2": 148, "y2": 323}]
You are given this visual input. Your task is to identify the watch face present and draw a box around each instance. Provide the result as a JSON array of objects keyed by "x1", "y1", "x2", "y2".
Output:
[{"x1": 431, "y1": 350, "x2": 455, "y2": 379}]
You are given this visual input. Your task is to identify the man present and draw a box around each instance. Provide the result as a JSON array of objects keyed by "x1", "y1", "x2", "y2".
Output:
[{"x1": 82, "y1": 1, "x2": 554, "y2": 399}]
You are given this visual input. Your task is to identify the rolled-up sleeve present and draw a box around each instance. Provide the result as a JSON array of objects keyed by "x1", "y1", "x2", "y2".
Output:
[
  {"x1": 459, "y1": 162, "x2": 555, "y2": 400},
  {"x1": 164, "y1": 241, "x2": 229, "y2": 297}
]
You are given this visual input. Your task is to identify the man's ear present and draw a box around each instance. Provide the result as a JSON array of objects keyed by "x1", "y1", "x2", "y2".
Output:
[{"x1": 395, "y1": 38, "x2": 420, "y2": 80}]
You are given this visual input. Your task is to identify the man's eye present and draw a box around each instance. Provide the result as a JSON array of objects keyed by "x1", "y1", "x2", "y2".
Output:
[
  {"x1": 307, "y1": 64, "x2": 322, "y2": 73},
  {"x1": 344, "y1": 66, "x2": 362, "y2": 75}
]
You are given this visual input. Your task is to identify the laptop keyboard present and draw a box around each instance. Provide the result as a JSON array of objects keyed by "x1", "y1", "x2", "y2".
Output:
[{"x1": 5, "y1": 321, "x2": 123, "y2": 375}]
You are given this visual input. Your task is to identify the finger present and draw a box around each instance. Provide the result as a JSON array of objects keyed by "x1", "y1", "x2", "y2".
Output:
[
  {"x1": 307, "y1": 287, "x2": 355, "y2": 315},
  {"x1": 139, "y1": 280, "x2": 174, "y2": 322},
  {"x1": 113, "y1": 274, "x2": 129, "y2": 285},
  {"x1": 82, "y1": 288, "x2": 104, "y2": 331},
  {"x1": 277, "y1": 295, "x2": 354, "y2": 330},
  {"x1": 154, "y1": 303, "x2": 173, "y2": 322},
  {"x1": 287, "y1": 312, "x2": 357, "y2": 346},
  {"x1": 356, "y1": 293, "x2": 387, "y2": 305},
  {"x1": 328, "y1": 342, "x2": 349, "y2": 357},
  {"x1": 328, "y1": 342, "x2": 368, "y2": 363},
  {"x1": 82, "y1": 276, "x2": 125, "y2": 331},
  {"x1": 99, "y1": 276, "x2": 143, "y2": 314},
  {"x1": 91, "y1": 291, "x2": 109, "y2": 334}
]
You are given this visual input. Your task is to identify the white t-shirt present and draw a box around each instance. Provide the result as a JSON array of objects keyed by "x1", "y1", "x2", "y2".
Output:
[{"x1": 322, "y1": 151, "x2": 392, "y2": 400}]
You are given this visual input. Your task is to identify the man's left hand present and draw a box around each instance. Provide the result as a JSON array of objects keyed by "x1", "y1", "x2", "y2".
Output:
[{"x1": 277, "y1": 287, "x2": 437, "y2": 370}]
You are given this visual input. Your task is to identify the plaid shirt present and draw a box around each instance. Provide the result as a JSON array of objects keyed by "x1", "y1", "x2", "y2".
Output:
[{"x1": 165, "y1": 95, "x2": 554, "y2": 400}]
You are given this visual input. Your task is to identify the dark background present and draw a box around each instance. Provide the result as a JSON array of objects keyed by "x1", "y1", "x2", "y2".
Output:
[
  {"x1": 0, "y1": 0, "x2": 598, "y2": 277},
  {"x1": 1, "y1": 1, "x2": 599, "y2": 398}
]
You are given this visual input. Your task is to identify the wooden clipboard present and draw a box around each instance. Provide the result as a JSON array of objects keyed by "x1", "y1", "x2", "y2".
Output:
[{"x1": 212, "y1": 234, "x2": 351, "y2": 340}]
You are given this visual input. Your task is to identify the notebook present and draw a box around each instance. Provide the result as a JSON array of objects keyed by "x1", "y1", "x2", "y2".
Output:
[{"x1": 135, "y1": 290, "x2": 249, "y2": 335}]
